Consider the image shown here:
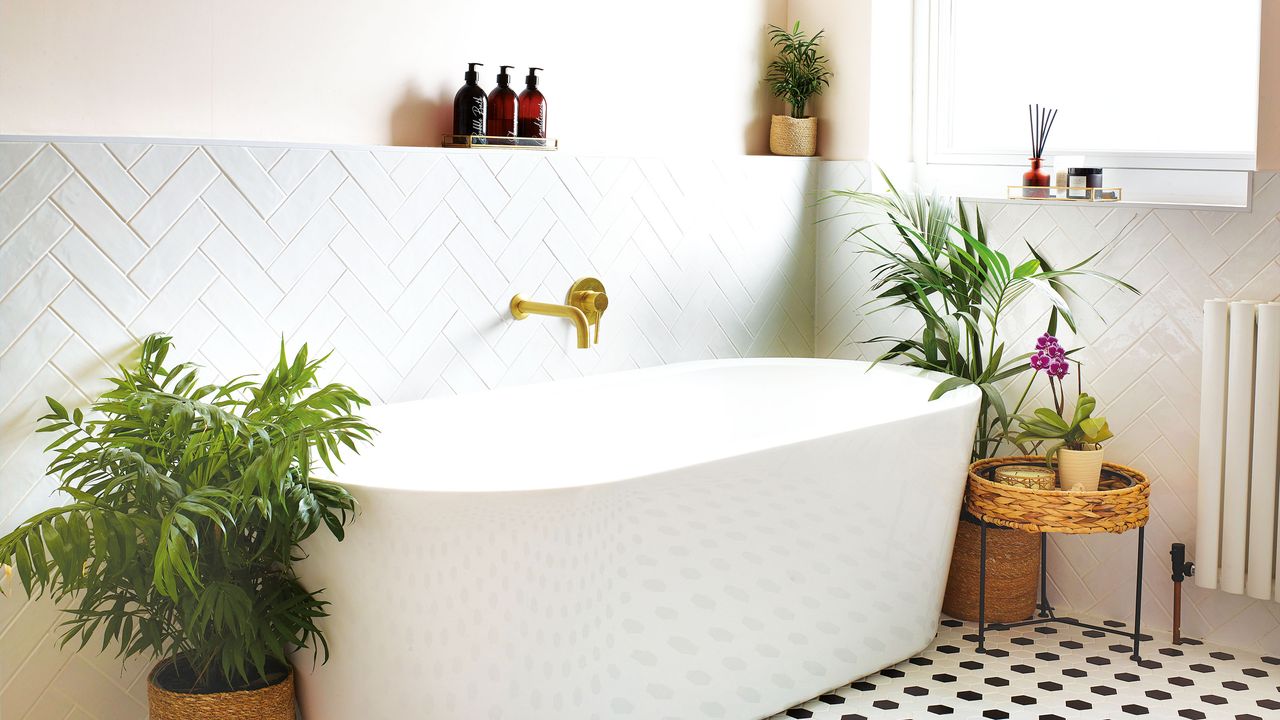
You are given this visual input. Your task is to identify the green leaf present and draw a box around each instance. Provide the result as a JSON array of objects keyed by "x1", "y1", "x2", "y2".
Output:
[
  {"x1": 929, "y1": 376, "x2": 974, "y2": 400},
  {"x1": 1033, "y1": 408, "x2": 1070, "y2": 431},
  {"x1": 979, "y1": 382, "x2": 1007, "y2": 417},
  {"x1": 1072, "y1": 393, "x2": 1098, "y2": 427},
  {"x1": 1080, "y1": 416, "x2": 1114, "y2": 444},
  {"x1": 46, "y1": 396, "x2": 68, "y2": 419},
  {"x1": 1044, "y1": 441, "x2": 1067, "y2": 465}
]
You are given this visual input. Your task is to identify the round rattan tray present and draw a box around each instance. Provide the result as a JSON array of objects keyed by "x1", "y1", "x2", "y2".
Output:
[{"x1": 965, "y1": 456, "x2": 1150, "y2": 534}]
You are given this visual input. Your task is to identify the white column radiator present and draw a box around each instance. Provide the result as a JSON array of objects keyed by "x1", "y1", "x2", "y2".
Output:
[{"x1": 1196, "y1": 299, "x2": 1280, "y2": 600}]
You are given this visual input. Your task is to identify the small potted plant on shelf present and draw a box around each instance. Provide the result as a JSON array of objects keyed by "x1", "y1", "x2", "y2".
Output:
[
  {"x1": 0, "y1": 334, "x2": 375, "y2": 720},
  {"x1": 765, "y1": 21, "x2": 832, "y2": 156},
  {"x1": 1011, "y1": 334, "x2": 1114, "y2": 491}
]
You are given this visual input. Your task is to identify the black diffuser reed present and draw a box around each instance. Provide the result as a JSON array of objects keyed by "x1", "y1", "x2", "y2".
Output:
[{"x1": 1028, "y1": 103, "x2": 1057, "y2": 160}]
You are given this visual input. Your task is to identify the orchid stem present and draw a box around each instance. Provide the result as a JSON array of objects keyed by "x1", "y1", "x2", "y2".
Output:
[{"x1": 1012, "y1": 372, "x2": 1037, "y2": 417}]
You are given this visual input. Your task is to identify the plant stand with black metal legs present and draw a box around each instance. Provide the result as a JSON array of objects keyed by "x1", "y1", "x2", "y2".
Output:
[
  {"x1": 976, "y1": 521, "x2": 1148, "y2": 660},
  {"x1": 963, "y1": 456, "x2": 1152, "y2": 661}
]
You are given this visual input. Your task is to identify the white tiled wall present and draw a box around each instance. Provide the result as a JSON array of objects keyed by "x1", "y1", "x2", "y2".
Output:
[
  {"x1": 6, "y1": 139, "x2": 1279, "y2": 717},
  {"x1": 817, "y1": 161, "x2": 1280, "y2": 656},
  {"x1": 0, "y1": 139, "x2": 816, "y2": 718}
]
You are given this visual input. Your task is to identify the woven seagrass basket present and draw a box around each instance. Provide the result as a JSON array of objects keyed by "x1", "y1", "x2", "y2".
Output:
[
  {"x1": 147, "y1": 659, "x2": 295, "y2": 720},
  {"x1": 966, "y1": 456, "x2": 1150, "y2": 534},
  {"x1": 943, "y1": 511, "x2": 1040, "y2": 622},
  {"x1": 769, "y1": 115, "x2": 817, "y2": 156}
]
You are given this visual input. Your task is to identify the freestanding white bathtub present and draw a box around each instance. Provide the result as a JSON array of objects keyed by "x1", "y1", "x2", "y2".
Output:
[{"x1": 294, "y1": 358, "x2": 980, "y2": 720}]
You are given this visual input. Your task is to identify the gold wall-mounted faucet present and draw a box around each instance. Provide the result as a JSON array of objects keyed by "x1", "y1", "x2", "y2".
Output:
[{"x1": 510, "y1": 277, "x2": 608, "y2": 349}]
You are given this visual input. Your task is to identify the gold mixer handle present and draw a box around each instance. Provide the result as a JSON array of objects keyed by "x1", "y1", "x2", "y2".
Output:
[
  {"x1": 571, "y1": 290, "x2": 608, "y2": 345},
  {"x1": 573, "y1": 290, "x2": 609, "y2": 314}
]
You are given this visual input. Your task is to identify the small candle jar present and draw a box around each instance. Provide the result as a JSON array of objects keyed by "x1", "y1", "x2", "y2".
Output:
[
  {"x1": 1052, "y1": 155, "x2": 1085, "y2": 197},
  {"x1": 1067, "y1": 167, "x2": 1103, "y2": 200},
  {"x1": 993, "y1": 464, "x2": 1057, "y2": 490}
]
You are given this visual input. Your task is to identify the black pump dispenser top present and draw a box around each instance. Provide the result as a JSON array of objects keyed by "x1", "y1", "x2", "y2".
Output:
[
  {"x1": 497, "y1": 65, "x2": 514, "y2": 85},
  {"x1": 464, "y1": 62, "x2": 483, "y2": 83},
  {"x1": 525, "y1": 67, "x2": 543, "y2": 87}
]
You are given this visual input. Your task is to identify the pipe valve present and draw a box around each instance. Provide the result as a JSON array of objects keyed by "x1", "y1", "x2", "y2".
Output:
[{"x1": 1170, "y1": 543, "x2": 1194, "y2": 582}]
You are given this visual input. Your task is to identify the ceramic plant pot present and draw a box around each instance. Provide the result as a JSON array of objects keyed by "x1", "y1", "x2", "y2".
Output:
[
  {"x1": 147, "y1": 658, "x2": 295, "y2": 720},
  {"x1": 1058, "y1": 447, "x2": 1105, "y2": 492},
  {"x1": 769, "y1": 115, "x2": 817, "y2": 156}
]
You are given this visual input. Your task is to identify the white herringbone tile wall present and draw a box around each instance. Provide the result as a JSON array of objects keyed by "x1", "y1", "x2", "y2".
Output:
[
  {"x1": 0, "y1": 139, "x2": 816, "y2": 718},
  {"x1": 817, "y1": 161, "x2": 1280, "y2": 657},
  {"x1": 7, "y1": 139, "x2": 1278, "y2": 717}
]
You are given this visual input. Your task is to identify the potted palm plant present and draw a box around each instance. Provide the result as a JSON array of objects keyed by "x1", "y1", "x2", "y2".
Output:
[
  {"x1": 829, "y1": 170, "x2": 1137, "y2": 620},
  {"x1": 765, "y1": 21, "x2": 832, "y2": 156},
  {"x1": 0, "y1": 334, "x2": 374, "y2": 719}
]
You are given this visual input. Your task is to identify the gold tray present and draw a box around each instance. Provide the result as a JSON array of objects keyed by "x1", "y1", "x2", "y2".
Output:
[
  {"x1": 1007, "y1": 186, "x2": 1122, "y2": 202},
  {"x1": 441, "y1": 134, "x2": 559, "y2": 151}
]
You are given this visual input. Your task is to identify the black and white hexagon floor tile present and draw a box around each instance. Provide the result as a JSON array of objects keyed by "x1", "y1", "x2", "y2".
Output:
[{"x1": 771, "y1": 618, "x2": 1280, "y2": 720}]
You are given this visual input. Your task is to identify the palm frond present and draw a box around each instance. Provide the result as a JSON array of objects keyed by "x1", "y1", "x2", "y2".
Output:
[{"x1": 827, "y1": 171, "x2": 1141, "y2": 460}]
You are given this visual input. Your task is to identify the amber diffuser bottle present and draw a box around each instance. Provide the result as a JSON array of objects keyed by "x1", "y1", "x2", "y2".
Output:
[
  {"x1": 487, "y1": 66, "x2": 518, "y2": 139},
  {"x1": 1023, "y1": 158, "x2": 1050, "y2": 199},
  {"x1": 517, "y1": 67, "x2": 547, "y2": 141}
]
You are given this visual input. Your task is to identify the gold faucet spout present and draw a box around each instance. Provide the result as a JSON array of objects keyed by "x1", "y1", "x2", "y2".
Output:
[{"x1": 510, "y1": 295, "x2": 592, "y2": 348}]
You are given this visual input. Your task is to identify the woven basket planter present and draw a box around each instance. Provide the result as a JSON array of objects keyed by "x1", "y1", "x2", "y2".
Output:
[
  {"x1": 942, "y1": 512, "x2": 1040, "y2": 622},
  {"x1": 147, "y1": 659, "x2": 295, "y2": 720},
  {"x1": 966, "y1": 456, "x2": 1150, "y2": 534},
  {"x1": 769, "y1": 115, "x2": 817, "y2": 156}
]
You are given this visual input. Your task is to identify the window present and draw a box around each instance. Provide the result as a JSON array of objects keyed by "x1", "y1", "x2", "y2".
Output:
[{"x1": 920, "y1": 0, "x2": 1261, "y2": 178}]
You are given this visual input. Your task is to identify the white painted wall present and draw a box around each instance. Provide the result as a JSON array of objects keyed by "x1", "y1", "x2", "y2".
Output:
[
  {"x1": 1259, "y1": 0, "x2": 1280, "y2": 169},
  {"x1": 786, "y1": 0, "x2": 872, "y2": 160},
  {"x1": 785, "y1": 0, "x2": 913, "y2": 163},
  {"x1": 0, "y1": 0, "x2": 788, "y2": 154}
]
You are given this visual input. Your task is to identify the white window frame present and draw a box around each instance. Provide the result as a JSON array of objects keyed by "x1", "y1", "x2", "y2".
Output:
[{"x1": 915, "y1": 0, "x2": 1258, "y2": 174}]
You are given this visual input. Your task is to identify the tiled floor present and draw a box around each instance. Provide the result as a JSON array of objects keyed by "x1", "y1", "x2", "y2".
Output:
[{"x1": 771, "y1": 617, "x2": 1280, "y2": 720}]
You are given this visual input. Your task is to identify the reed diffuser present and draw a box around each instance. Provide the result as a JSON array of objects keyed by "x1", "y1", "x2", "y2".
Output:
[{"x1": 1024, "y1": 104, "x2": 1057, "y2": 198}]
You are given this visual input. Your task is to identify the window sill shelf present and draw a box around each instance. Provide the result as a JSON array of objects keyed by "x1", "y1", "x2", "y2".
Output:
[
  {"x1": 919, "y1": 162, "x2": 1255, "y2": 212},
  {"x1": 959, "y1": 195, "x2": 1251, "y2": 213}
]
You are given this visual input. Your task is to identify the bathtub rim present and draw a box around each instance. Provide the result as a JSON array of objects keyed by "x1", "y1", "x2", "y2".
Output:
[{"x1": 331, "y1": 359, "x2": 981, "y2": 494}]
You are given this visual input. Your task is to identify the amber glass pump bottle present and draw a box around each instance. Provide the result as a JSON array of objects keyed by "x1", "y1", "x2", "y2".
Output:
[
  {"x1": 487, "y1": 65, "x2": 518, "y2": 138},
  {"x1": 517, "y1": 67, "x2": 547, "y2": 141},
  {"x1": 453, "y1": 62, "x2": 487, "y2": 137}
]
